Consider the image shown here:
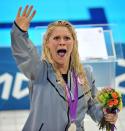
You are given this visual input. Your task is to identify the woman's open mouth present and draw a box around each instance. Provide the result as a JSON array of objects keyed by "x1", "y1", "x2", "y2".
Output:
[{"x1": 57, "y1": 49, "x2": 67, "y2": 57}]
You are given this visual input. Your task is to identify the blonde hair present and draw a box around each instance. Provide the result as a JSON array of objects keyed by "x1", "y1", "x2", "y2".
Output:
[{"x1": 42, "y1": 20, "x2": 89, "y2": 92}]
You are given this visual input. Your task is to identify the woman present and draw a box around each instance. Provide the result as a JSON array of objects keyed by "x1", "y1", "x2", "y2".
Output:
[{"x1": 11, "y1": 5, "x2": 118, "y2": 131}]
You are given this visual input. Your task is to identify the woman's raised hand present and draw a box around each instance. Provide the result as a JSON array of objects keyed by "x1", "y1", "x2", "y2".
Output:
[{"x1": 15, "y1": 5, "x2": 36, "y2": 31}]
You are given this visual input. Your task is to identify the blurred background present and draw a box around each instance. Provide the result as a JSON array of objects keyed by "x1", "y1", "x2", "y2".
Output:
[{"x1": 0, "y1": 0, "x2": 125, "y2": 130}]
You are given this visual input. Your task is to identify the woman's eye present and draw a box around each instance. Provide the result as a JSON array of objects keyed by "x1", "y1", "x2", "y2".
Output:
[
  {"x1": 53, "y1": 36, "x2": 60, "y2": 40},
  {"x1": 64, "y1": 36, "x2": 71, "y2": 40}
]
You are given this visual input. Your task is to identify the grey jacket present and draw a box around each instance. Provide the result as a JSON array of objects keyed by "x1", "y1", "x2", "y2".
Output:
[{"x1": 11, "y1": 23, "x2": 103, "y2": 131}]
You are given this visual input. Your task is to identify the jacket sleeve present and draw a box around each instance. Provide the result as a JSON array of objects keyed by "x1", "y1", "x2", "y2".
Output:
[
  {"x1": 85, "y1": 65, "x2": 103, "y2": 122},
  {"x1": 11, "y1": 22, "x2": 42, "y2": 80}
]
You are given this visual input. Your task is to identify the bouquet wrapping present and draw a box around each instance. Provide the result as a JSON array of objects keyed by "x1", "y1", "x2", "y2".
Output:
[{"x1": 97, "y1": 88, "x2": 123, "y2": 131}]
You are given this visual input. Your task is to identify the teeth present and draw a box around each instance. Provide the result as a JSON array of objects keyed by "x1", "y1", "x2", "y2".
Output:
[{"x1": 58, "y1": 52, "x2": 65, "y2": 57}]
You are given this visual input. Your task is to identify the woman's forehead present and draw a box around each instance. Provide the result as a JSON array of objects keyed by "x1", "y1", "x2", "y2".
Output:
[{"x1": 50, "y1": 26, "x2": 72, "y2": 36}]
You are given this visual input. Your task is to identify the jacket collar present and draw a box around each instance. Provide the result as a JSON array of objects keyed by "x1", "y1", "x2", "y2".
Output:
[{"x1": 45, "y1": 60, "x2": 88, "y2": 101}]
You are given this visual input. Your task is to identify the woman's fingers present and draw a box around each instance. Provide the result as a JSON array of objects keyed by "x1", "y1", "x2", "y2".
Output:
[
  {"x1": 17, "y1": 5, "x2": 36, "y2": 21},
  {"x1": 29, "y1": 10, "x2": 36, "y2": 21},
  {"x1": 22, "y1": 5, "x2": 29, "y2": 16},
  {"x1": 16, "y1": 6, "x2": 22, "y2": 19},
  {"x1": 104, "y1": 113, "x2": 118, "y2": 124},
  {"x1": 26, "y1": 5, "x2": 33, "y2": 17}
]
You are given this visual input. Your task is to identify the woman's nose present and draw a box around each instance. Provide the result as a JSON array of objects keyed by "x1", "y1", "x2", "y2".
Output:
[{"x1": 59, "y1": 38, "x2": 65, "y2": 46}]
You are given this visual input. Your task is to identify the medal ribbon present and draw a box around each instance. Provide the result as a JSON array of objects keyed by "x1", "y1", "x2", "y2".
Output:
[{"x1": 65, "y1": 70, "x2": 78, "y2": 122}]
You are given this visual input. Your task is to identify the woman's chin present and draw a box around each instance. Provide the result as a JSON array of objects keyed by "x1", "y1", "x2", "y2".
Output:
[
  {"x1": 56, "y1": 56, "x2": 67, "y2": 63},
  {"x1": 54, "y1": 55, "x2": 69, "y2": 65},
  {"x1": 56, "y1": 60, "x2": 66, "y2": 65},
  {"x1": 55, "y1": 58, "x2": 67, "y2": 65}
]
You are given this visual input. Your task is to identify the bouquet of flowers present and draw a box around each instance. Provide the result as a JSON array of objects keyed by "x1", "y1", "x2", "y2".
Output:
[{"x1": 97, "y1": 87, "x2": 123, "y2": 131}]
